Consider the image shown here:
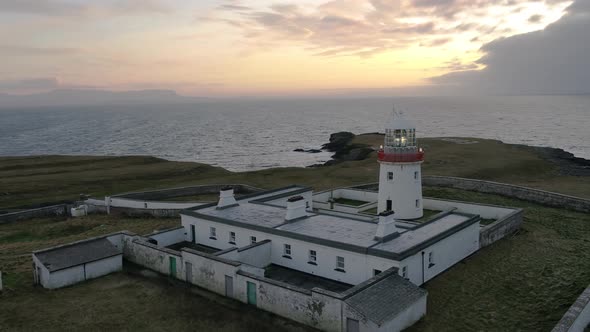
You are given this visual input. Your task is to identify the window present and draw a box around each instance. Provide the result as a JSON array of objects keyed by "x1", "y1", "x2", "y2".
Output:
[
  {"x1": 306, "y1": 201, "x2": 310, "y2": 208},
  {"x1": 416, "y1": 199, "x2": 420, "y2": 208},
  {"x1": 373, "y1": 269, "x2": 382, "y2": 276},
  {"x1": 414, "y1": 171, "x2": 419, "y2": 179},
  {"x1": 387, "y1": 171, "x2": 393, "y2": 180},
  {"x1": 229, "y1": 231, "x2": 236, "y2": 244},
  {"x1": 428, "y1": 252, "x2": 435, "y2": 268},
  {"x1": 308, "y1": 250, "x2": 317, "y2": 265},
  {"x1": 402, "y1": 266, "x2": 408, "y2": 279},
  {"x1": 283, "y1": 244, "x2": 292, "y2": 258},
  {"x1": 209, "y1": 227, "x2": 217, "y2": 240},
  {"x1": 250, "y1": 236, "x2": 257, "y2": 244},
  {"x1": 335, "y1": 256, "x2": 345, "y2": 272}
]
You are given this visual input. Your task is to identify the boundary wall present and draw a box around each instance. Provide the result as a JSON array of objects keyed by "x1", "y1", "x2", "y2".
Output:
[{"x1": 552, "y1": 285, "x2": 590, "y2": 332}]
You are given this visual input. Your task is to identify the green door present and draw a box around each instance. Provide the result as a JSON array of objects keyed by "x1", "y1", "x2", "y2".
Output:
[
  {"x1": 169, "y1": 257, "x2": 177, "y2": 278},
  {"x1": 246, "y1": 281, "x2": 257, "y2": 305}
]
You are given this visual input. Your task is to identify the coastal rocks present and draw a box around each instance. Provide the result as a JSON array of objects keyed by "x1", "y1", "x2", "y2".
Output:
[
  {"x1": 293, "y1": 148, "x2": 322, "y2": 153},
  {"x1": 306, "y1": 131, "x2": 375, "y2": 167},
  {"x1": 321, "y1": 132, "x2": 355, "y2": 152}
]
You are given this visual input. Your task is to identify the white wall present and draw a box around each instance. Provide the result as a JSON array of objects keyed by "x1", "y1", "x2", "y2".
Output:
[
  {"x1": 85, "y1": 255, "x2": 122, "y2": 280},
  {"x1": 423, "y1": 198, "x2": 516, "y2": 220},
  {"x1": 123, "y1": 238, "x2": 183, "y2": 279},
  {"x1": 182, "y1": 215, "x2": 398, "y2": 286},
  {"x1": 181, "y1": 250, "x2": 240, "y2": 296},
  {"x1": 378, "y1": 162, "x2": 423, "y2": 219},
  {"x1": 237, "y1": 241, "x2": 272, "y2": 268},
  {"x1": 147, "y1": 227, "x2": 186, "y2": 247},
  {"x1": 401, "y1": 221, "x2": 480, "y2": 286}
]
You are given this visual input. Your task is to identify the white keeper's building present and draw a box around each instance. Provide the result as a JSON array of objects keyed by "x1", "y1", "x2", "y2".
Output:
[{"x1": 179, "y1": 113, "x2": 482, "y2": 331}]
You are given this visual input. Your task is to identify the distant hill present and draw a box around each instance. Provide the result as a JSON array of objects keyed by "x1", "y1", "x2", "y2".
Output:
[{"x1": 0, "y1": 89, "x2": 206, "y2": 108}]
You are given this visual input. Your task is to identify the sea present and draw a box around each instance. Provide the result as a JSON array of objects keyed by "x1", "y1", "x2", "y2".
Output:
[{"x1": 0, "y1": 95, "x2": 588, "y2": 172}]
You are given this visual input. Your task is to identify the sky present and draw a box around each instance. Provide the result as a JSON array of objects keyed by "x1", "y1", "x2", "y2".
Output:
[{"x1": 0, "y1": 0, "x2": 586, "y2": 97}]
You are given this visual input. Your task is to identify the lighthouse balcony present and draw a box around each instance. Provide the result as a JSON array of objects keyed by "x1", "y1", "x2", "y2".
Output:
[{"x1": 377, "y1": 149, "x2": 425, "y2": 162}]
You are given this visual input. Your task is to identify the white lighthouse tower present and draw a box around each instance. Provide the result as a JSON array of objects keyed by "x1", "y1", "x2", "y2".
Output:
[{"x1": 377, "y1": 109, "x2": 424, "y2": 219}]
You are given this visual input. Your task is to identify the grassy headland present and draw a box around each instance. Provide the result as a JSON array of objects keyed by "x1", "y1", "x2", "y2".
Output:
[
  {"x1": 1, "y1": 135, "x2": 589, "y2": 331},
  {"x1": 1, "y1": 136, "x2": 588, "y2": 211}
]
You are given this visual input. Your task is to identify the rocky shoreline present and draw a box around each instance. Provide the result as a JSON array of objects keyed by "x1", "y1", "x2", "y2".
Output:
[
  {"x1": 295, "y1": 131, "x2": 374, "y2": 167},
  {"x1": 296, "y1": 131, "x2": 590, "y2": 175}
]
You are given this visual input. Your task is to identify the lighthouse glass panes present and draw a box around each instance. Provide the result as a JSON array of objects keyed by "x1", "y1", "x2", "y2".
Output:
[{"x1": 384, "y1": 129, "x2": 416, "y2": 148}]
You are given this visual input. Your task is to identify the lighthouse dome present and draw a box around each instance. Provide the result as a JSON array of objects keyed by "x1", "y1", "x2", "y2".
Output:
[{"x1": 386, "y1": 112, "x2": 415, "y2": 130}]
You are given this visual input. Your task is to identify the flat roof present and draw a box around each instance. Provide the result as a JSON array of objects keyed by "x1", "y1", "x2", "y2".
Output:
[
  {"x1": 277, "y1": 214, "x2": 379, "y2": 248},
  {"x1": 183, "y1": 186, "x2": 480, "y2": 260},
  {"x1": 34, "y1": 238, "x2": 121, "y2": 272},
  {"x1": 372, "y1": 213, "x2": 472, "y2": 254}
]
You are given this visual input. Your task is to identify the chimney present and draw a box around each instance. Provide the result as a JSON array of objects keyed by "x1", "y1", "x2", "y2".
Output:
[
  {"x1": 375, "y1": 210, "x2": 398, "y2": 240},
  {"x1": 286, "y1": 195, "x2": 307, "y2": 221},
  {"x1": 217, "y1": 186, "x2": 238, "y2": 209}
]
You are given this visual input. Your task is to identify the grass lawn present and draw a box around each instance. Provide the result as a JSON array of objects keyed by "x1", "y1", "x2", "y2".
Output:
[
  {"x1": 2, "y1": 137, "x2": 589, "y2": 211},
  {"x1": 333, "y1": 197, "x2": 369, "y2": 206},
  {"x1": 0, "y1": 215, "x2": 312, "y2": 332},
  {"x1": 407, "y1": 187, "x2": 590, "y2": 332}
]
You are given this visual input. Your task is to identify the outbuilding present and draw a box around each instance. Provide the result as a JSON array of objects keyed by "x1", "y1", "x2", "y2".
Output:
[{"x1": 32, "y1": 235, "x2": 123, "y2": 289}]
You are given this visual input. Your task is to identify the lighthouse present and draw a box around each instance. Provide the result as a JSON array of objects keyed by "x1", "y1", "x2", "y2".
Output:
[{"x1": 377, "y1": 110, "x2": 424, "y2": 219}]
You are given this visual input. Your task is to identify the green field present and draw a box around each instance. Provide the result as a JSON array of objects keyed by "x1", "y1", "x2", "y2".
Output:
[{"x1": 1, "y1": 136, "x2": 589, "y2": 331}]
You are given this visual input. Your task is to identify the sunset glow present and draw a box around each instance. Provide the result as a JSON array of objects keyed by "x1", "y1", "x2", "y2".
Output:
[{"x1": 0, "y1": 0, "x2": 573, "y2": 96}]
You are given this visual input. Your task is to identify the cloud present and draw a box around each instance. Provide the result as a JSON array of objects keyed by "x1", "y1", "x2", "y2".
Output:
[
  {"x1": 0, "y1": 0, "x2": 169, "y2": 17},
  {"x1": 0, "y1": 78, "x2": 59, "y2": 91},
  {"x1": 212, "y1": 0, "x2": 572, "y2": 58},
  {"x1": 431, "y1": 0, "x2": 590, "y2": 95}
]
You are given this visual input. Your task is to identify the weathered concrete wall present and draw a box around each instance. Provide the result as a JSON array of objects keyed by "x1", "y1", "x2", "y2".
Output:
[
  {"x1": 0, "y1": 204, "x2": 69, "y2": 224},
  {"x1": 552, "y1": 284, "x2": 590, "y2": 332},
  {"x1": 146, "y1": 227, "x2": 186, "y2": 247},
  {"x1": 109, "y1": 206, "x2": 185, "y2": 218},
  {"x1": 479, "y1": 209, "x2": 523, "y2": 248},
  {"x1": 422, "y1": 176, "x2": 590, "y2": 213},
  {"x1": 236, "y1": 270, "x2": 342, "y2": 331},
  {"x1": 123, "y1": 237, "x2": 183, "y2": 278},
  {"x1": 181, "y1": 248, "x2": 240, "y2": 296},
  {"x1": 237, "y1": 240, "x2": 272, "y2": 268}
]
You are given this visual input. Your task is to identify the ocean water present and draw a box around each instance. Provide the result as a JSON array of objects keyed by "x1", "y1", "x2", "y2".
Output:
[{"x1": 0, "y1": 95, "x2": 588, "y2": 171}]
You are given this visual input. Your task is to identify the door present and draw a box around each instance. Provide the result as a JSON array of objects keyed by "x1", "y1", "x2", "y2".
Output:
[
  {"x1": 37, "y1": 267, "x2": 42, "y2": 285},
  {"x1": 190, "y1": 225, "x2": 196, "y2": 243},
  {"x1": 386, "y1": 199, "x2": 392, "y2": 211},
  {"x1": 169, "y1": 257, "x2": 177, "y2": 278},
  {"x1": 185, "y1": 262, "x2": 192, "y2": 282},
  {"x1": 346, "y1": 318, "x2": 360, "y2": 332},
  {"x1": 225, "y1": 275, "x2": 233, "y2": 297},
  {"x1": 246, "y1": 281, "x2": 257, "y2": 305}
]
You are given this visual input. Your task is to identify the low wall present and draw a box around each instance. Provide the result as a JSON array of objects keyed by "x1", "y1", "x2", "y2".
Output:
[
  {"x1": 113, "y1": 184, "x2": 262, "y2": 201},
  {"x1": 479, "y1": 209, "x2": 523, "y2": 248},
  {"x1": 146, "y1": 227, "x2": 186, "y2": 247},
  {"x1": 0, "y1": 204, "x2": 69, "y2": 224},
  {"x1": 237, "y1": 240, "x2": 272, "y2": 268},
  {"x1": 552, "y1": 285, "x2": 590, "y2": 332},
  {"x1": 123, "y1": 237, "x2": 183, "y2": 278},
  {"x1": 109, "y1": 206, "x2": 185, "y2": 218},
  {"x1": 422, "y1": 176, "x2": 590, "y2": 213}
]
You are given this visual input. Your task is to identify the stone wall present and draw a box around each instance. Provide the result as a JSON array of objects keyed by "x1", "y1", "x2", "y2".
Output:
[
  {"x1": 109, "y1": 206, "x2": 186, "y2": 218},
  {"x1": 479, "y1": 209, "x2": 523, "y2": 248},
  {"x1": 552, "y1": 284, "x2": 590, "y2": 332},
  {"x1": 0, "y1": 204, "x2": 69, "y2": 224},
  {"x1": 422, "y1": 176, "x2": 590, "y2": 213}
]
